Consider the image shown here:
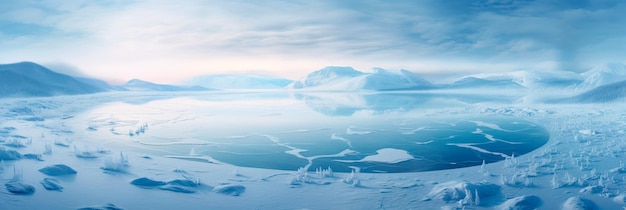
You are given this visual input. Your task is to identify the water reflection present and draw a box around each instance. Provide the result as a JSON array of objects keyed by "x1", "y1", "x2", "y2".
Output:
[{"x1": 71, "y1": 91, "x2": 546, "y2": 173}]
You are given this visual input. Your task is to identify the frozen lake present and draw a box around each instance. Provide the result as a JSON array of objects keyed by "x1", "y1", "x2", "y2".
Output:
[
  {"x1": 2, "y1": 91, "x2": 626, "y2": 209},
  {"x1": 68, "y1": 92, "x2": 548, "y2": 173}
]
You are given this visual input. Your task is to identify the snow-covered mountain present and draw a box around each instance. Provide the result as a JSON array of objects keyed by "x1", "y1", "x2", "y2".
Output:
[
  {"x1": 578, "y1": 63, "x2": 626, "y2": 90},
  {"x1": 121, "y1": 79, "x2": 213, "y2": 92},
  {"x1": 567, "y1": 80, "x2": 626, "y2": 102},
  {"x1": 0, "y1": 62, "x2": 106, "y2": 97},
  {"x1": 454, "y1": 70, "x2": 584, "y2": 89},
  {"x1": 182, "y1": 74, "x2": 292, "y2": 89},
  {"x1": 288, "y1": 66, "x2": 431, "y2": 91}
]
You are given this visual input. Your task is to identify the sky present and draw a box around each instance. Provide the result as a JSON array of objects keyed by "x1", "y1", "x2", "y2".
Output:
[{"x1": 1, "y1": 0, "x2": 626, "y2": 84}]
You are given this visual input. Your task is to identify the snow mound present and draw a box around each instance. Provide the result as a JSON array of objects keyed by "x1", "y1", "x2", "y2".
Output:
[
  {"x1": 562, "y1": 196, "x2": 598, "y2": 210},
  {"x1": 182, "y1": 74, "x2": 293, "y2": 89},
  {"x1": 289, "y1": 66, "x2": 431, "y2": 91},
  {"x1": 212, "y1": 184, "x2": 246, "y2": 196},
  {"x1": 0, "y1": 148, "x2": 22, "y2": 160},
  {"x1": 579, "y1": 62, "x2": 626, "y2": 90},
  {"x1": 5, "y1": 181, "x2": 36, "y2": 195},
  {"x1": 76, "y1": 203, "x2": 124, "y2": 210},
  {"x1": 38, "y1": 164, "x2": 77, "y2": 176},
  {"x1": 130, "y1": 177, "x2": 166, "y2": 187},
  {"x1": 424, "y1": 181, "x2": 501, "y2": 206},
  {"x1": 497, "y1": 195, "x2": 542, "y2": 210},
  {"x1": 579, "y1": 185, "x2": 603, "y2": 194},
  {"x1": 41, "y1": 178, "x2": 64, "y2": 191}
]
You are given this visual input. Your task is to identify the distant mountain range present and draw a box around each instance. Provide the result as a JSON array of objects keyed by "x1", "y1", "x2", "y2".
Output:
[
  {"x1": 2, "y1": 61, "x2": 626, "y2": 102},
  {"x1": 288, "y1": 66, "x2": 432, "y2": 91},
  {"x1": 0, "y1": 62, "x2": 106, "y2": 97},
  {"x1": 121, "y1": 79, "x2": 211, "y2": 91},
  {"x1": 181, "y1": 74, "x2": 292, "y2": 89},
  {"x1": 0, "y1": 62, "x2": 216, "y2": 97}
]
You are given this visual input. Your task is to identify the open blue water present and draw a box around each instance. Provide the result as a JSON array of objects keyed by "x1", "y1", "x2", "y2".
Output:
[{"x1": 71, "y1": 92, "x2": 549, "y2": 173}]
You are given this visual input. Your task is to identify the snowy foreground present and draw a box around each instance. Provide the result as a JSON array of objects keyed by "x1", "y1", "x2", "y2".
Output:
[{"x1": 1, "y1": 91, "x2": 626, "y2": 209}]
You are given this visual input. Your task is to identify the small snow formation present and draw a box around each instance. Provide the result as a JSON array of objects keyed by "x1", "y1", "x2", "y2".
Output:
[
  {"x1": 579, "y1": 185, "x2": 604, "y2": 194},
  {"x1": 424, "y1": 181, "x2": 501, "y2": 206},
  {"x1": 38, "y1": 164, "x2": 77, "y2": 176},
  {"x1": 0, "y1": 148, "x2": 21, "y2": 160},
  {"x1": 130, "y1": 177, "x2": 201, "y2": 193},
  {"x1": 130, "y1": 177, "x2": 166, "y2": 187},
  {"x1": 76, "y1": 203, "x2": 124, "y2": 210},
  {"x1": 101, "y1": 151, "x2": 129, "y2": 172},
  {"x1": 497, "y1": 195, "x2": 542, "y2": 210},
  {"x1": 212, "y1": 184, "x2": 246, "y2": 196},
  {"x1": 41, "y1": 178, "x2": 63, "y2": 191},
  {"x1": 341, "y1": 170, "x2": 362, "y2": 187},
  {"x1": 5, "y1": 181, "x2": 36, "y2": 195},
  {"x1": 562, "y1": 196, "x2": 598, "y2": 210},
  {"x1": 159, "y1": 179, "x2": 201, "y2": 193}
]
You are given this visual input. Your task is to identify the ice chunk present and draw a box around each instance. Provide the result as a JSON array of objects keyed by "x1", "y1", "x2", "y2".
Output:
[
  {"x1": 360, "y1": 148, "x2": 414, "y2": 164},
  {"x1": 212, "y1": 184, "x2": 246, "y2": 196},
  {"x1": 38, "y1": 164, "x2": 77, "y2": 176},
  {"x1": 5, "y1": 181, "x2": 35, "y2": 195}
]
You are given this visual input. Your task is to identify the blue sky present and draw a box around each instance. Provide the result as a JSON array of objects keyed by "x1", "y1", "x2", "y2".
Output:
[{"x1": 1, "y1": 0, "x2": 625, "y2": 83}]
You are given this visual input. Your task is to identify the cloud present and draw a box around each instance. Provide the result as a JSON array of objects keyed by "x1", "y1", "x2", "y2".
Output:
[{"x1": 1, "y1": 0, "x2": 626, "y2": 82}]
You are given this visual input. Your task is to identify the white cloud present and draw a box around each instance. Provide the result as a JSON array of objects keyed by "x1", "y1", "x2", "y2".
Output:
[{"x1": 1, "y1": 0, "x2": 626, "y2": 83}]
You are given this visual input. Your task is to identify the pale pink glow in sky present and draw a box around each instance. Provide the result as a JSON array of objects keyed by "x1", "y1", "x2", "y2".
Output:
[{"x1": 2, "y1": 0, "x2": 625, "y2": 83}]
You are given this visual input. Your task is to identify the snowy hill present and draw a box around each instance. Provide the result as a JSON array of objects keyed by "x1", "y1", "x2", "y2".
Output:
[
  {"x1": 182, "y1": 74, "x2": 292, "y2": 89},
  {"x1": 455, "y1": 70, "x2": 583, "y2": 89},
  {"x1": 121, "y1": 79, "x2": 213, "y2": 92},
  {"x1": 578, "y1": 63, "x2": 626, "y2": 90},
  {"x1": 0, "y1": 62, "x2": 106, "y2": 97},
  {"x1": 567, "y1": 80, "x2": 626, "y2": 102},
  {"x1": 289, "y1": 66, "x2": 431, "y2": 91}
]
